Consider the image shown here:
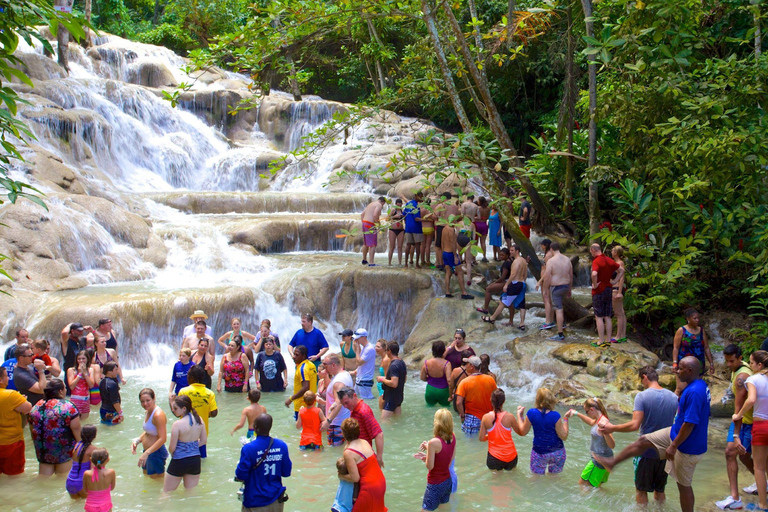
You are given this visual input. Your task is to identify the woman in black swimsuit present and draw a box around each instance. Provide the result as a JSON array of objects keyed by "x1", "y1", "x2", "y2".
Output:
[
  {"x1": 191, "y1": 338, "x2": 214, "y2": 389},
  {"x1": 388, "y1": 199, "x2": 405, "y2": 266}
]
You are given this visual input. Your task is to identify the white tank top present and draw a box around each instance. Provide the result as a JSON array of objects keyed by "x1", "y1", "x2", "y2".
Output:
[{"x1": 327, "y1": 371, "x2": 354, "y2": 426}]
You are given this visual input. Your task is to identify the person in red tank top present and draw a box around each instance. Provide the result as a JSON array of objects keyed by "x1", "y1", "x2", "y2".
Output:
[
  {"x1": 296, "y1": 391, "x2": 326, "y2": 451},
  {"x1": 590, "y1": 243, "x2": 622, "y2": 347},
  {"x1": 479, "y1": 389, "x2": 524, "y2": 471},
  {"x1": 416, "y1": 409, "x2": 456, "y2": 511},
  {"x1": 341, "y1": 418, "x2": 387, "y2": 512}
]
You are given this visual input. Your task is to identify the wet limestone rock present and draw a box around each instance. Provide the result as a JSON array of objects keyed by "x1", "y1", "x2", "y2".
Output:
[
  {"x1": 10, "y1": 52, "x2": 67, "y2": 82},
  {"x1": 68, "y1": 196, "x2": 151, "y2": 249},
  {"x1": 127, "y1": 58, "x2": 178, "y2": 88},
  {"x1": 176, "y1": 89, "x2": 257, "y2": 141}
]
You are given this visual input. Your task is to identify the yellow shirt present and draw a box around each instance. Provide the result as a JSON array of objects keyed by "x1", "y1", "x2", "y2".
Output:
[
  {"x1": 293, "y1": 360, "x2": 318, "y2": 411},
  {"x1": 179, "y1": 383, "x2": 217, "y2": 434},
  {"x1": 0, "y1": 388, "x2": 27, "y2": 445},
  {"x1": 732, "y1": 364, "x2": 754, "y2": 425}
]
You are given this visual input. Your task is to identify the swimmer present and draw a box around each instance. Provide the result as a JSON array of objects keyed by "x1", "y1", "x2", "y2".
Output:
[
  {"x1": 296, "y1": 390, "x2": 326, "y2": 451},
  {"x1": 164, "y1": 395, "x2": 207, "y2": 492},
  {"x1": 82, "y1": 448, "x2": 115, "y2": 512},
  {"x1": 66, "y1": 424, "x2": 98, "y2": 498},
  {"x1": 570, "y1": 398, "x2": 615, "y2": 488},
  {"x1": 231, "y1": 389, "x2": 267, "y2": 438},
  {"x1": 132, "y1": 388, "x2": 168, "y2": 479},
  {"x1": 479, "y1": 388, "x2": 523, "y2": 471}
]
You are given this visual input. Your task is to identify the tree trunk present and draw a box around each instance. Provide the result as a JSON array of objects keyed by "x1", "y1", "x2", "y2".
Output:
[
  {"x1": 507, "y1": 0, "x2": 517, "y2": 48},
  {"x1": 467, "y1": 0, "x2": 484, "y2": 62},
  {"x1": 439, "y1": 0, "x2": 556, "y2": 233},
  {"x1": 83, "y1": 0, "x2": 93, "y2": 48},
  {"x1": 423, "y1": 0, "x2": 542, "y2": 279},
  {"x1": 756, "y1": 7, "x2": 763, "y2": 60},
  {"x1": 55, "y1": 0, "x2": 72, "y2": 73},
  {"x1": 153, "y1": 0, "x2": 162, "y2": 25},
  {"x1": 563, "y1": 2, "x2": 575, "y2": 215},
  {"x1": 367, "y1": 18, "x2": 388, "y2": 90},
  {"x1": 286, "y1": 54, "x2": 303, "y2": 101},
  {"x1": 580, "y1": 0, "x2": 599, "y2": 235}
]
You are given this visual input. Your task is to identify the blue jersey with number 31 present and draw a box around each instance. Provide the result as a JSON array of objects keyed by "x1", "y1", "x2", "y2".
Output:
[{"x1": 235, "y1": 435, "x2": 292, "y2": 508}]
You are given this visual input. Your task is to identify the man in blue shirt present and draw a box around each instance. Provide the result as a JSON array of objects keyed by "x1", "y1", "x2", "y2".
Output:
[
  {"x1": 402, "y1": 190, "x2": 424, "y2": 269},
  {"x1": 236, "y1": 414, "x2": 292, "y2": 511},
  {"x1": 0, "y1": 357, "x2": 17, "y2": 390},
  {"x1": 594, "y1": 356, "x2": 710, "y2": 512},
  {"x1": 288, "y1": 313, "x2": 328, "y2": 369}
]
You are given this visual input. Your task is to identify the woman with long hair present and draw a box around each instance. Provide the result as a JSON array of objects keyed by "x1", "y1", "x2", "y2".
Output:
[
  {"x1": 733, "y1": 350, "x2": 768, "y2": 510},
  {"x1": 163, "y1": 395, "x2": 207, "y2": 492},
  {"x1": 388, "y1": 198, "x2": 405, "y2": 266},
  {"x1": 374, "y1": 339, "x2": 391, "y2": 411},
  {"x1": 191, "y1": 338, "x2": 215, "y2": 389},
  {"x1": 420, "y1": 340, "x2": 452, "y2": 407},
  {"x1": 93, "y1": 335, "x2": 124, "y2": 384},
  {"x1": 416, "y1": 409, "x2": 456, "y2": 511},
  {"x1": 67, "y1": 350, "x2": 96, "y2": 420},
  {"x1": 611, "y1": 245, "x2": 627, "y2": 343},
  {"x1": 132, "y1": 388, "x2": 168, "y2": 479},
  {"x1": 66, "y1": 424, "x2": 98, "y2": 498},
  {"x1": 570, "y1": 397, "x2": 615, "y2": 487},
  {"x1": 29, "y1": 379, "x2": 82, "y2": 476},
  {"x1": 444, "y1": 329, "x2": 475, "y2": 371},
  {"x1": 487, "y1": 206, "x2": 502, "y2": 261},
  {"x1": 474, "y1": 196, "x2": 490, "y2": 262},
  {"x1": 479, "y1": 389, "x2": 523, "y2": 471},
  {"x1": 217, "y1": 338, "x2": 249, "y2": 393}
]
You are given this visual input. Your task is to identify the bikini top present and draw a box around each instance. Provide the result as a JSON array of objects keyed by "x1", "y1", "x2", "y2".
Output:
[
  {"x1": 425, "y1": 359, "x2": 450, "y2": 388},
  {"x1": 94, "y1": 350, "x2": 113, "y2": 368},
  {"x1": 341, "y1": 342, "x2": 355, "y2": 359},
  {"x1": 143, "y1": 406, "x2": 159, "y2": 436},
  {"x1": 174, "y1": 415, "x2": 200, "y2": 459}
]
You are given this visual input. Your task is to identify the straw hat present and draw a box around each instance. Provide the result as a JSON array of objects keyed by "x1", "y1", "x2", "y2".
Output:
[{"x1": 190, "y1": 310, "x2": 208, "y2": 320}]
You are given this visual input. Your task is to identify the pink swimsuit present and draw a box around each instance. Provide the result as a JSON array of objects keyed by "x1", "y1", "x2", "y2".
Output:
[{"x1": 84, "y1": 468, "x2": 112, "y2": 512}]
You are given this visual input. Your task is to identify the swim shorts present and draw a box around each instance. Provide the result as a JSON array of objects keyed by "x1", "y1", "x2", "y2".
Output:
[
  {"x1": 422, "y1": 476, "x2": 452, "y2": 511},
  {"x1": 462, "y1": 414, "x2": 482, "y2": 435},
  {"x1": 327, "y1": 424, "x2": 345, "y2": 447},
  {"x1": 520, "y1": 225, "x2": 531, "y2": 238},
  {"x1": 581, "y1": 459, "x2": 610, "y2": 487},
  {"x1": 145, "y1": 445, "x2": 168, "y2": 476},
  {"x1": 362, "y1": 220, "x2": 377, "y2": 247},
  {"x1": 530, "y1": 447, "x2": 566, "y2": 475},
  {"x1": 633, "y1": 456, "x2": 668, "y2": 493},
  {"x1": 486, "y1": 452, "x2": 517, "y2": 471},
  {"x1": 593, "y1": 287, "x2": 613, "y2": 318},
  {"x1": 425, "y1": 385, "x2": 450, "y2": 406},
  {"x1": 383, "y1": 398, "x2": 402, "y2": 412},
  {"x1": 500, "y1": 281, "x2": 526, "y2": 309},
  {"x1": 551, "y1": 284, "x2": 569, "y2": 310},
  {"x1": 405, "y1": 232, "x2": 424, "y2": 244},
  {"x1": 435, "y1": 226, "x2": 444, "y2": 248},
  {"x1": 644, "y1": 426, "x2": 704, "y2": 487},
  {"x1": 0, "y1": 440, "x2": 25, "y2": 475},
  {"x1": 299, "y1": 443, "x2": 323, "y2": 451},
  {"x1": 166, "y1": 456, "x2": 201, "y2": 477},
  {"x1": 752, "y1": 419, "x2": 768, "y2": 446},
  {"x1": 99, "y1": 408, "x2": 121, "y2": 425},
  {"x1": 442, "y1": 252, "x2": 457, "y2": 271},
  {"x1": 727, "y1": 422, "x2": 753, "y2": 452}
]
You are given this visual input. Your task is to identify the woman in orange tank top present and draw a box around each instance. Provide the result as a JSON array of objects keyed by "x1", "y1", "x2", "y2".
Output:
[
  {"x1": 479, "y1": 388, "x2": 524, "y2": 470},
  {"x1": 296, "y1": 391, "x2": 326, "y2": 450}
]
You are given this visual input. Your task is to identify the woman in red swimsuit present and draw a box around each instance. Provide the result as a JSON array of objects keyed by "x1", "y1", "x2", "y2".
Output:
[{"x1": 341, "y1": 418, "x2": 387, "y2": 512}]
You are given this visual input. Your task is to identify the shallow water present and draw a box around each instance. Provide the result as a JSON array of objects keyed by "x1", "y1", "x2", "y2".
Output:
[{"x1": 0, "y1": 363, "x2": 741, "y2": 512}]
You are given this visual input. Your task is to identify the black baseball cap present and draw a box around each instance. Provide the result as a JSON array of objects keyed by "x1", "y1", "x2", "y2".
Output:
[
  {"x1": 70, "y1": 322, "x2": 84, "y2": 331},
  {"x1": 339, "y1": 329, "x2": 354, "y2": 337}
]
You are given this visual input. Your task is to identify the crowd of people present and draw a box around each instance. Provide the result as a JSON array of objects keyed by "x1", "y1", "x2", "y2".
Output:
[{"x1": 1, "y1": 302, "x2": 766, "y2": 512}]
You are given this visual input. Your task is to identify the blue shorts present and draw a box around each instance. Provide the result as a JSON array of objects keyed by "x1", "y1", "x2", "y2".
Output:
[
  {"x1": 728, "y1": 422, "x2": 753, "y2": 453},
  {"x1": 99, "y1": 408, "x2": 120, "y2": 424},
  {"x1": 199, "y1": 444, "x2": 207, "y2": 459},
  {"x1": 422, "y1": 476, "x2": 452, "y2": 511},
  {"x1": 299, "y1": 443, "x2": 323, "y2": 451},
  {"x1": 442, "y1": 252, "x2": 457, "y2": 271},
  {"x1": 327, "y1": 424, "x2": 345, "y2": 447},
  {"x1": 145, "y1": 445, "x2": 168, "y2": 475},
  {"x1": 462, "y1": 413, "x2": 482, "y2": 435}
]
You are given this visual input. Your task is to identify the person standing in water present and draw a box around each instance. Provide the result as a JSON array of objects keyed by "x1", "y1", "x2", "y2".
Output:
[
  {"x1": 599, "y1": 366, "x2": 678, "y2": 505},
  {"x1": 361, "y1": 196, "x2": 386, "y2": 266},
  {"x1": 178, "y1": 366, "x2": 217, "y2": 459},
  {"x1": 164, "y1": 395, "x2": 206, "y2": 492},
  {"x1": 83, "y1": 448, "x2": 116, "y2": 512},
  {"x1": 479, "y1": 388, "x2": 524, "y2": 471},
  {"x1": 421, "y1": 341, "x2": 452, "y2": 407},
  {"x1": 416, "y1": 409, "x2": 456, "y2": 512},
  {"x1": 569, "y1": 397, "x2": 615, "y2": 488},
  {"x1": 231, "y1": 389, "x2": 267, "y2": 439},
  {"x1": 132, "y1": 388, "x2": 168, "y2": 480},
  {"x1": 377, "y1": 342, "x2": 406, "y2": 419},
  {"x1": 66, "y1": 424, "x2": 98, "y2": 498}
]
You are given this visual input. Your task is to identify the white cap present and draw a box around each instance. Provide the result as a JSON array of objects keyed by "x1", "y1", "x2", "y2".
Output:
[{"x1": 353, "y1": 328, "x2": 369, "y2": 340}]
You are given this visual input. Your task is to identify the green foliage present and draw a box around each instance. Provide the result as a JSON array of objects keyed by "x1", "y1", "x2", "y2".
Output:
[{"x1": 136, "y1": 22, "x2": 197, "y2": 55}]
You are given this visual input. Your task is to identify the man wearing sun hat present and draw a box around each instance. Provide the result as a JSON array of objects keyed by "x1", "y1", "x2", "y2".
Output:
[
  {"x1": 455, "y1": 355, "x2": 497, "y2": 435},
  {"x1": 352, "y1": 328, "x2": 376, "y2": 400},
  {"x1": 183, "y1": 310, "x2": 212, "y2": 340}
]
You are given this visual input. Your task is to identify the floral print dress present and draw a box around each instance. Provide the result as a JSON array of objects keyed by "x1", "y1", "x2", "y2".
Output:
[{"x1": 29, "y1": 398, "x2": 80, "y2": 464}]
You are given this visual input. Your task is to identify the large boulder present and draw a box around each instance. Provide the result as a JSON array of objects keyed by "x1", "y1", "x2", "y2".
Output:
[
  {"x1": 127, "y1": 59, "x2": 178, "y2": 88},
  {"x1": 10, "y1": 52, "x2": 67, "y2": 82}
]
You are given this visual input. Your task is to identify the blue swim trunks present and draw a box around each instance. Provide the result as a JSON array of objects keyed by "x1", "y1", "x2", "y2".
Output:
[
  {"x1": 145, "y1": 445, "x2": 168, "y2": 475},
  {"x1": 442, "y1": 252, "x2": 457, "y2": 270},
  {"x1": 422, "y1": 476, "x2": 452, "y2": 511},
  {"x1": 462, "y1": 413, "x2": 482, "y2": 435},
  {"x1": 727, "y1": 422, "x2": 753, "y2": 453},
  {"x1": 327, "y1": 424, "x2": 345, "y2": 447}
]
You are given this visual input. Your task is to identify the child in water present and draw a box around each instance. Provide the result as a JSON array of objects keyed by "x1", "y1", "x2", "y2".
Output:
[
  {"x1": 296, "y1": 390, "x2": 326, "y2": 451},
  {"x1": 83, "y1": 448, "x2": 116, "y2": 512},
  {"x1": 331, "y1": 457, "x2": 355, "y2": 512},
  {"x1": 231, "y1": 389, "x2": 267, "y2": 441},
  {"x1": 570, "y1": 397, "x2": 615, "y2": 488},
  {"x1": 66, "y1": 425, "x2": 99, "y2": 498}
]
